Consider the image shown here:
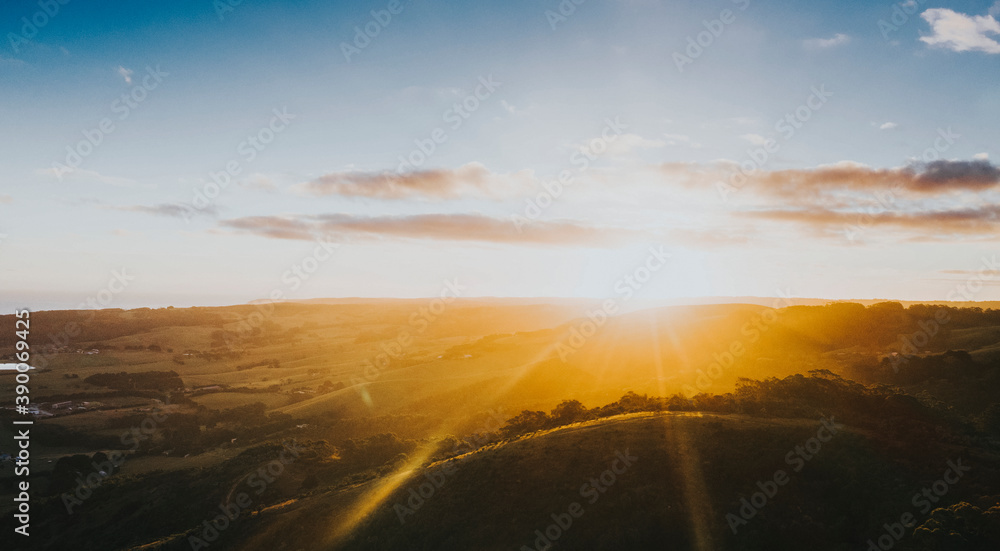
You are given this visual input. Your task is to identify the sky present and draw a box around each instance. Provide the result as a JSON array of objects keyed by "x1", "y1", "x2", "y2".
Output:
[{"x1": 2, "y1": 0, "x2": 1000, "y2": 309}]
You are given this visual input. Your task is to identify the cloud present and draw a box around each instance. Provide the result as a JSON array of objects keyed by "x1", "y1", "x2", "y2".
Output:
[
  {"x1": 0, "y1": 55, "x2": 24, "y2": 66},
  {"x1": 654, "y1": 133, "x2": 699, "y2": 149},
  {"x1": 397, "y1": 85, "x2": 464, "y2": 102},
  {"x1": 222, "y1": 215, "x2": 313, "y2": 240},
  {"x1": 117, "y1": 65, "x2": 133, "y2": 84},
  {"x1": 741, "y1": 159, "x2": 1000, "y2": 196},
  {"x1": 110, "y1": 203, "x2": 219, "y2": 219},
  {"x1": 594, "y1": 133, "x2": 670, "y2": 156},
  {"x1": 975, "y1": 152, "x2": 990, "y2": 160},
  {"x1": 920, "y1": 8, "x2": 1000, "y2": 54},
  {"x1": 916, "y1": 159, "x2": 1000, "y2": 189},
  {"x1": 240, "y1": 174, "x2": 278, "y2": 192},
  {"x1": 36, "y1": 167, "x2": 135, "y2": 186},
  {"x1": 729, "y1": 157, "x2": 1000, "y2": 241},
  {"x1": 293, "y1": 163, "x2": 511, "y2": 199},
  {"x1": 620, "y1": 133, "x2": 669, "y2": 149},
  {"x1": 656, "y1": 161, "x2": 731, "y2": 188},
  {"x1": 879, "y1": 122, "x2": 898, "y2": 130},
  {"x1": 220, "y1": 213, "x2": 643, "y2": 246},
  {"x1": 740, "y1": 133, "x2": 770, "y2": 146},
  {"x1": 741, "y1": 204, "x2": 1000, "y2": 238},
  {"x1": 0, "y1": 194, "x2": 12, "y2": 204},
  {"x1": 669, "y1": 227, "x2": 752, "y2": 247},
  {"x1": 803, "y1": 33, "x2": 851, "y2": 49}
]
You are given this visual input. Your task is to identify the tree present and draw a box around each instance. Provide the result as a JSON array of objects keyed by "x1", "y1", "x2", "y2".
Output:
[
  {"x1": 500, "y1": 410, "x2": 549, "y2": 438},
  {"x1": 550, "y1": 400, "x2": 588, "y2": 425}
]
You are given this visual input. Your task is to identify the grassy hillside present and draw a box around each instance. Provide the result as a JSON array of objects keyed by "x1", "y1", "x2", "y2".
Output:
[
  {"x1": 4, "y1": 300, "x2": 1000, "y2": 550},
  {"x1": 189, "y1": 411, "x2": 1000, "y2": 551}
]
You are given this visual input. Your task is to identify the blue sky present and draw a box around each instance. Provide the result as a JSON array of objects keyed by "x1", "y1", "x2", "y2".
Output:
[{"x1": 2, "y1": 0, "x2": 1000, "y2": 308}]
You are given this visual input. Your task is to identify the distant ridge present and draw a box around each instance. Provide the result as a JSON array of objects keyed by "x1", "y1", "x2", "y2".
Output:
[{"x1": 273, "y1": 296, "x2": 1000, "y2": 310}]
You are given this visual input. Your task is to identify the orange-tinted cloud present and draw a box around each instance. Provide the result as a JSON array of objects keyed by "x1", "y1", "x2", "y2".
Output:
[
  {"x1": 221, "y1": 213, "x2": 643, "y2": 246},
  {"x1": 742, "y1": 204, "x2": 1000, "y2": 236},
  {"x1": 745, "y1": 160, "x2": 1000, "y2": 196},
  {"x1": 293, "y1": 163, "x2": 493, "y2": 199},
  {"x1": 224, "y1": 216, "x2": 313, "y2": 240}
]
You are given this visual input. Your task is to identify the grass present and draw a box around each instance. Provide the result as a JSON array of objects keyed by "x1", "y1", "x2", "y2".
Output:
[{"x1": 191, "y1": 391, "x2": 289, "y2": 410}]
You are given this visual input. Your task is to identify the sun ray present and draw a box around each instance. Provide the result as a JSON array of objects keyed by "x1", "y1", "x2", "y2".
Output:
[{"x1": 663, "y1": 414, "x2": 716, "y2": 551}]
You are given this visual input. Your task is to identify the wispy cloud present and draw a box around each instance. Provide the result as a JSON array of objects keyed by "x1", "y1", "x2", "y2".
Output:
[
  {"x1": 220, "y1": 213, "x2": 644, "y2": 246},
  {"x1": 117, "y1": 65, "x2": 133, "y2": 84},
  {"x1": 669, "y1": 227, "x2": 753, "y2": 247},
  {"x1": 920, "y1": 7, "x2": 1000, "y2": 54},
  {"x1": 0, "y1": 194, "x2": 12, "y2": 204},
  {"x1": 741, "y1": 204, "x2": 1000, "y2": 239},
  {"x1": 658, "y1": 159, "x2": 1000, "y2": 200},
  {"x1": 718, "y1": 159, "x2": 1000, "y2": 240},
  {"x1": 804, "y1": 33, "x2": 851, "y2": 49},
  {"x1": 659, "y1": 134, "x2": 700, "y2": 148},
  {"x1": 736, "y1": 159, "x2": 1000, "y2": 197},
  {"x1": 36, "y1": 167, "x2": 136, "y2": 187},
  {"x1": 292, "y1": 163, "x2": 523, "y2": 199},
  {"x1": 608, "y1": 133, "x2": 669, "y2": 154},
  {"x1": 879, "y1": 122, "x2": 898, "y2": 130},
  {"x1": 241, "y1": 174, "x2": 278, "y2": 192},
  {"x1": 110, "y1": 203, "x2": 219, "y2": 219},
  {"x1": 740, "y1": 133, "x2": 769, "y2": 146}
]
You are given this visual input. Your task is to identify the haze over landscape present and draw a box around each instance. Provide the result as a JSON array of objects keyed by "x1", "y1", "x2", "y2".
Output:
[{"x1": 3, "y1": 1, "x2": 1000, "y2": 550}]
